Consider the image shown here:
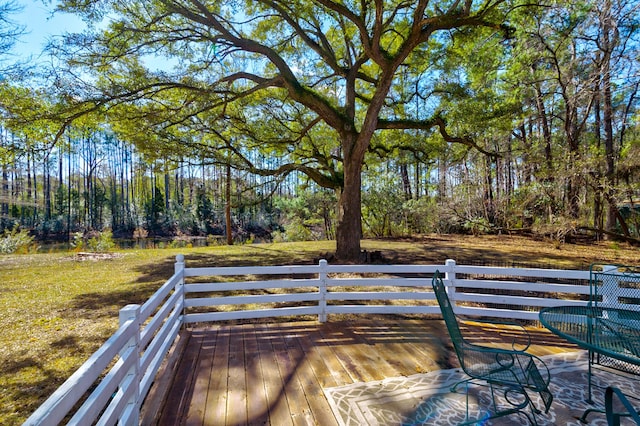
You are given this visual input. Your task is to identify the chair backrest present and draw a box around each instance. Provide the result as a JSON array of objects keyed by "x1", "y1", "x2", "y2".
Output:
[
  {"x1": 432, "y1": 270, "x2": 467, "y2": 366},
  {"x1": 591, "y1": 264, "x2": 640, "y2": 311}
]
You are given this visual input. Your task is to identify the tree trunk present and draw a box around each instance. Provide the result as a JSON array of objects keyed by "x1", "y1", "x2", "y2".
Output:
[
  {"x1": 531, "y1": 68, "x2": 553, "y2": 175},
  {"x1": 67, "y1": 136, "x2": 72, "y2": 242},
  {"x1": 593, "y1": 62, "x2": 604, "y2": 235},
  {"x1": 415, "y1": 161, "x2": 421, "y2": 198},
  {"x1": 44, "y1": 156, "x2": 51, "y2": 221},
  {"x1": 601, "y1": 0, "x2": 618, "y2": 233},
  {"x1": 400, "y1": 163, "x2": 412, "y2": 200},
  {"x1": 1, "y1": 166, "x2": 7, "y2": 218},
  {"x1": 565, "y1": 117, "x2": 581, "y2": 218},
  {"x1": 483, "y1": 154, "x2": 494, "y2": 222},
  {"x1": 0, "y1": 128, "x2": 6, "y2": 217},
  {"x1": 164, "y1": 159, "x2": 170, "y2": 212},
  {"x1": 437, "y1": 156, "x2": 447, "y2": 201},
  {"x1": 225, "y1": 162, "x2": 233, "y2": 245},
  {"x1": 25, "y1": 148, "x2": 32, "y2": 224},
  {"x1": 32, "y1": 156, "x2": 38, "y2": 224},
  {"x1": 335, "y1": 157, "x2": 362, "y2": 262}
]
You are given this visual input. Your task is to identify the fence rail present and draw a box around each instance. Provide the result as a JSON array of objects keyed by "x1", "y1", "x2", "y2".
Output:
[{"x1": 25, "y1": 256, "x2": 599, "y2": 425}]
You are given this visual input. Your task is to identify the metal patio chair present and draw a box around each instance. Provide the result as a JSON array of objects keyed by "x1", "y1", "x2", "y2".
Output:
[{"x1": 432, "y1": 270, "x2": 553, "y2": 425}]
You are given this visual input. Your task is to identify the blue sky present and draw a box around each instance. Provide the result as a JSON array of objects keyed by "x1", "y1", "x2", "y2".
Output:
[
  {"x1": 12, "y1": 0, "x2": 85, "y2": 61},
  {"x1": 11, "y1": 1, "x2": 175, "y2": 71}
]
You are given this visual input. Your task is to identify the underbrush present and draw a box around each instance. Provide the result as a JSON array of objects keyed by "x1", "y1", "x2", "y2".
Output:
[{"x1": 0, "y1": 226, "x2": 37, "y2": 254}]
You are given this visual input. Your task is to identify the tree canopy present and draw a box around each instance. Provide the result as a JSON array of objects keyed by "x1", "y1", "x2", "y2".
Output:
[
  {"x1": 47, "y1": 0, "x2": 527, "y2": 259},
  {"x1": 0, "y1": 0, "x2": 639, "y2": 258},
  {"x1": 0, "y1": 1, "x2": 24, "y2": 77}
]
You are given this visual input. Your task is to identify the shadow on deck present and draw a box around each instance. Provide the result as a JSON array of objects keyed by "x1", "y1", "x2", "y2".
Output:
[{"x1": 142, "y1": 317, "x2": 579, "y2": 426}]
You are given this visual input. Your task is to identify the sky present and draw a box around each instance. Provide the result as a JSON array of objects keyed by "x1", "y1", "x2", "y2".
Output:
[
  {"x1": 10, "y1": 1, "x2": 175, "y2": 72},
  {"x1": 11, "y1": 0, "x2": 85, "y2": 61}
]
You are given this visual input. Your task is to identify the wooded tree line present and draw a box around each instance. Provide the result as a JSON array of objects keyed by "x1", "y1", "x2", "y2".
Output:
[
  {"x1": 0, "y1": 121, "x2": 304, "y2": 241},
  {"x1": 0, "y1": 0, "x2": 639, "y2": 255}
]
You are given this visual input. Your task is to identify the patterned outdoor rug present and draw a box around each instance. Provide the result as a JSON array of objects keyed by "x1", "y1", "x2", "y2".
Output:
[{"x1": 324, "y1": 351, "x2": 640, "y2": 425}]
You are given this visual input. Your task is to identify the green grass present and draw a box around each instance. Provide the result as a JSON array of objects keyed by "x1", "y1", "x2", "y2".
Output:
[
  {"x1": 0, "y1": 242, "x2": 336, "y2": 425},
  {"x1": 1, "y1": 236, "x2": 639, "y2": 424}
]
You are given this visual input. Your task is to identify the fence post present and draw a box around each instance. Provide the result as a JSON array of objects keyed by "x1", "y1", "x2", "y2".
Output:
[
  {"x1": 444, "y1": 259, "x2": 457, "y2": 310},
  {"x1": 175, "y1": 254, "x2": 186, "y2": 327},
  {"x1": 318, "y1": 259, "x2": 328, "y2": 323},
  {"x1": 175, "y1": 254, "x2": 185, "y2": 274},
  {"x1": 119, "y1": 304, "x2": 141, "y2": 425}
]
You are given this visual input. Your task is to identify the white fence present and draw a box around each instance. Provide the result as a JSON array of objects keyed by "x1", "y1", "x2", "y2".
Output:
[{"x1": 25, "y1": 256, "x2": 595, "y2": 425}]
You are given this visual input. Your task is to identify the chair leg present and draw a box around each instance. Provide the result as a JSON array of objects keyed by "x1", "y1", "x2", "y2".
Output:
[
  {"x1": 502, "y1": 386, "x2": 540, "y2": 426},
  {"x1": 579, "y1": 406, "x2": 603, "y2": 424},
  {"x1": 524, "y1": 359, "x2": 553, "y2": 413},
  {"x1": 452, "y1": 379, "x2": 541, "y2": 425}
]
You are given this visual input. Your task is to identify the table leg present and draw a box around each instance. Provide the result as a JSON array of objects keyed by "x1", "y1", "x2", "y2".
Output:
[
  {"x1": 587, "y1": 349, "x2": 594, "y2": 404},
  {"x1": 580, "y1": 350, "x2": 600, "y2": 423}
]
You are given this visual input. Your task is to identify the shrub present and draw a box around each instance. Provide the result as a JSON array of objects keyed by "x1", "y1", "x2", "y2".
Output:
[
  {"x1": 463, "y1": 216, "x2": 492, "y2": 236},
  {"x1": 71, "y1": 232, "x2": 84, "y2": 251},
  {"x1": 271, "y1": 218, "x2": 313, "y2": 242},
  {"x1": 0, "y1": 226, "x2": 36, "y2": 254},
  {"x1": 402, "y1": 197, "x2": 436, "y2": 234},
  {"x1": 133, "y1": 227, "x2": 148, "y2": 239},
  {"x1": 206, "y1": 234, "x2": 225, "y2": 246},
  {"x1": 86, "y1": 230, "x2": 116, "y2": 253},
  {"x1": 284, "y1": 219, "x2": 313, "y2": 242},
  {"x1": 273, "y1": 189, "x2": 336, "y2": 241},
  {"x1": 169, "y1": 237, "x2": 191, "y2": 248}
]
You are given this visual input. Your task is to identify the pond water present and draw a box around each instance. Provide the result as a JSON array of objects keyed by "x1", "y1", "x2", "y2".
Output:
[{"x1": 37, "y1": 236, "x2": 227, "y2": 253}]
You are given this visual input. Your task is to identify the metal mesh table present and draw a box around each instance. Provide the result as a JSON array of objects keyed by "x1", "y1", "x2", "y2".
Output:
[{"x1": 540, "y1": 305, "x2": 640, "y2": 422}]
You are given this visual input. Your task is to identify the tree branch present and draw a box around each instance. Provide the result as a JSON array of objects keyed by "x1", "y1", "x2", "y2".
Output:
[{"x1": 377, "y1": 116, "x2": 501, "y2": 158}]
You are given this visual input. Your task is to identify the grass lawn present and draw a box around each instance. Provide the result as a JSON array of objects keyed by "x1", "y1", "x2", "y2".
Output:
[{"x1": 1, "y1": 235, "x2": 639, "y2": 424}]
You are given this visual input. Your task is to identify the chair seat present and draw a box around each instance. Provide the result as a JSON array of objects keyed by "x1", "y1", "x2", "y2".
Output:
[
  {"x1": 464, "y1": 346, "x2": 538, "y2": 384},
  {"x1": 463, "y1": 344, "x2": 553, "y2": 411}
]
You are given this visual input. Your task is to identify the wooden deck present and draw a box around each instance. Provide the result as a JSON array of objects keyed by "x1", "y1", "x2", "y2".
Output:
[{"x1": 146, "y1": 317, "x2": 579, "y2": 426}]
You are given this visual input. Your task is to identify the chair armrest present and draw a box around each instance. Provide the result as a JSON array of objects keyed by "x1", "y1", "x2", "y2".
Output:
[
  {"x1": 460, "y1": 318, "x2": 532, "y2": 351},
  {"x1": 605, "y1": 387, "x2": 640, "y2": 426}
]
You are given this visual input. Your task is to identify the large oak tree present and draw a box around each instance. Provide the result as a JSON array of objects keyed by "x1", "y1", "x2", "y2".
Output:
[{"x1": 56, "y1": 0, "x2": 518, "y2": 260}]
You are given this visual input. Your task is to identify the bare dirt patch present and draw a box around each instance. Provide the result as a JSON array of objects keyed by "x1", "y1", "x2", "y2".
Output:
[{"x1": 73, "y1": 252, "x2": 124, "y2": 261}]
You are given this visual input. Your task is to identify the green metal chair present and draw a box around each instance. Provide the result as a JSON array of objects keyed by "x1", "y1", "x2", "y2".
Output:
[{"x1": 432, "y1": 270, "x2": 553, "y2": 425}]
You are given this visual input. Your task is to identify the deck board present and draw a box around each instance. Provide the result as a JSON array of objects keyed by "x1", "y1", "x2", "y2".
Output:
[
  {"x1": 269, "y1": 323, "x2": 315, "y2": 426},
  {"x1": 279, "y1": 326, "x2": 334, "y2": 426},
  {"x1": 226, "y1": 324, "x2": 248, "y2": 426},
  {"x1": 158, "y1": 329, "x2": 203, "y2": 426},
  {"x1": 206, "y1": 325, "x2": 231, "y2": 424},
  {"x1": 153, "y1": 317, "x2": 578, "y2": 426},
  {"x1": 244, "y1": 325, "x2": 269, "y2": 426},
  {"x1": 185, "y1": 329, "x2": 216, "y2": 425}
]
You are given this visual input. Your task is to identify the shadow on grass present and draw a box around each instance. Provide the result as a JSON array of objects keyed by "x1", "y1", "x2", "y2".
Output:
[
  {"x1": 391, "y1": 236, "x2": 594, "y2": 269},
  {"x1": 1, "y1": 354, "x2": 83, "y2": 424},
  {"x1": 130, "y1": 247, "x2": 332, "y2": 285},
  {"x1": 50, "y1": 335, "x2": 80, "y2": 350},
  {"x1": 61, "y1": 246, "x2": 317, "y2": 317},
  {"x1": 1, "y1": 355, "x2": 42, "y2": 376},
  {"x1": 65, "y1": 282, "x2": 161, "y2": 319},
  {"x1": 64, "y1": 238, "x2": 597, "y2": 321},
  {"x1": 125, "y1": 239, "x2": 596, "y2": 293}
]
